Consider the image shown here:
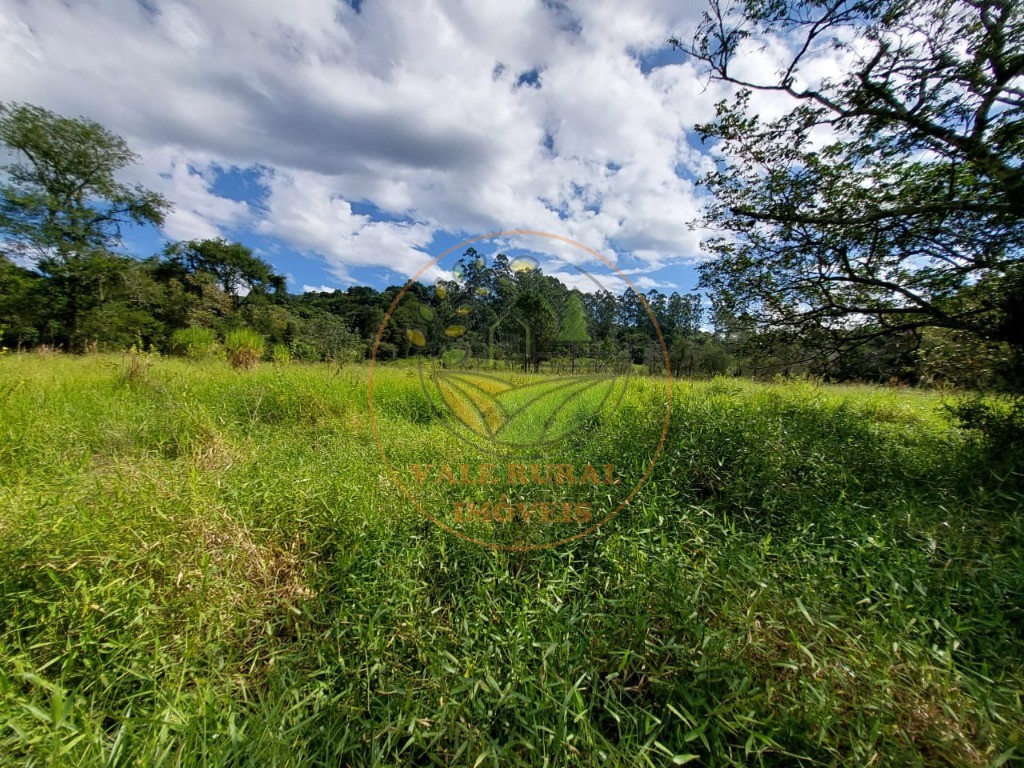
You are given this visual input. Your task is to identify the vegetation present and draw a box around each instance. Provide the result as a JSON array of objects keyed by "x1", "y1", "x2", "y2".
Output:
[
  {"x1": 2, "y1": 6, "x2": 1022, "y2": 761},
  {"x1": 3, "y1": 98, "x2": 1017, "y2": 385},
  {"x1": 224, "y1": 329, "x2": 266, "y2": 370},
  {"x1": 0, "y1": 355, "x2": 1021, "y2": 766},
  {"x1": 672, "y1": 0, "x2": 1024, "y2": 380},
  {"x1": 0, "y1": 103, "x2": 169, "y2": 264},
  {"x1": 168, "y1": 327, "x2": 217, "y2": 360}
]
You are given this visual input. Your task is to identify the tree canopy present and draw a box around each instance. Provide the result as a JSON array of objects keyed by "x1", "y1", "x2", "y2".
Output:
[
  {"x1": 672, "y1": 0, "x2": 1024, "y2": 372},
  {"x1": 0, "y1": 102, "x2": 169, "y2": 266},
  {"x1": 163, "y1": 238, "x2": 287, "y2": 298}
]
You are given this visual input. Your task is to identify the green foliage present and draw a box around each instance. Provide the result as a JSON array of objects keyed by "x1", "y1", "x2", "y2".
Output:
[
  {"x1": 675, "y1": 0, "x2": 1024, "y2": 365},
  {"x1": 163, "y1": 238, "x2": 285, "y2": 299},
  {"x1": 269, "y1": 343, "x2": 291, "y2": 365},
  {"x1": 0, "y1": 102, "x2": 168, "y2": 262},
  {"x1": 511, "y1": 288, "x2": 559, "y2": 372},
  {"x1": 0, "y1": 356, "x2": 1022, "y2": 765},
  {"x1": 294, "y1": 312, "x2": 363, "y2": 362},
  {"x1": 557, "y1": 291, "x2": 591, "y2": 373},
  {"x1": 946, "y1": 395, "x2": 1024, "y2": 451},
  {"x1": 440, "y1": 347, "x2": 467, "y2": 368},
  {"x1": 0, "y1": 101, "x2": 1016, "y2": 389},
  {"x1": 224, "y1": 328, "x2": 265, "y2": 369},
  {"x1": 288, "y1": 339, "x2": 320, "y2": 363},
  {"x1": 169, "y1": 326, "x2": 217, "y2": 359},
  {"x1": 0, "y1": 255, "x2": 41, "y2": 349},
  {"x1": 557, "y1": 291, "x2": 590, "y2": 345}
]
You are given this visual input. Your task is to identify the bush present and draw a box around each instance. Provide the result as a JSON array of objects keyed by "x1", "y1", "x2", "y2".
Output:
[
  {"x1": 440, "y1": 348, "x2": 467, "y2": 369},
  {"x1": 946, "y1": 395, "x2": 1024, "y2": 450},
  {"x1": 169, "y1": 327, "x2": 217, "y2": 359},
  {"x1": 269, "y1": 343, "x2": 291, "y2": 364},
  {"x1": 224, "y1": 329, "x2": 265, "y2": 370},
  {"x1": 289, "y1": 340, "x2": 320, "y2": 363}
]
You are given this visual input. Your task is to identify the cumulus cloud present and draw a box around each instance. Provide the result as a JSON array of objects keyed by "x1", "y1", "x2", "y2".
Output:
[
  {"x1": 543, "y1": 269, "x2": 674, "y2": 296},
  {"x1": 0, "y1": 0, "x2": 769, "y2": 278},
  {"x1": 132, "y1": 149, "x2": 252, "y2": 241},
  {"x1": 257, "y1": 169, "x2": 438, "y2": 281}
]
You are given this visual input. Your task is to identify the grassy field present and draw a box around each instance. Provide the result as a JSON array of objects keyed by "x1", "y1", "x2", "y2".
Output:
[{"x1": 0, "y1": 353, "x2": 1022, "y2": 766}]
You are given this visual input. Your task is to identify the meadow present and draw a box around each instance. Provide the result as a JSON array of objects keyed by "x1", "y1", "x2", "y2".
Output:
[{"x1": 0, "y1": 353, "x2": 1022, "y2": 766}]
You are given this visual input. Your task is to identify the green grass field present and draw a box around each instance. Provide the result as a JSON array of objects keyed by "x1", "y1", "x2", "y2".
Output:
[{"x1": 1, "y1": 354, "x2": 1022, "y2": 766}]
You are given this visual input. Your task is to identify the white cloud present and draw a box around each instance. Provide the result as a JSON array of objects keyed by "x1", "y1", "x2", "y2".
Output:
[
  {"x1": 256, "y1": 169, "x2": 439, "y2": 281},
  {"x1": 131, "y1": 149, "x2": 251, "y2": 241},
  {"x1": 544, "y1": 269, "x2": 675, "y2": 296},
  {"x1": 0, "y1": 0, "x2": 811, "y2": 277}
]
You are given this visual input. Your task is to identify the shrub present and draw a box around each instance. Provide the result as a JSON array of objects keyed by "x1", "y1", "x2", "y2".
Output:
[
  {"x1": 169, "y1": 327, "x2": 217, "y2": 359},
  {"x1": 289, "y1": 340, "x2": 320, "y2": 363},
  {"x1": 946, "y1": 395, "x2": 1024, "y2": 450},
  {"x1": 224, "y1": 329, "x2": 265, "y2": 370},
  {"x1": 269, "y1": 343, "x2": 291, "y2": 365},
  {"x1": 440, "y1": 348, "x2": 467, "y2": 369},
  {"x1": 120, "y1": 346, "x2": 153, "y2": 388}
]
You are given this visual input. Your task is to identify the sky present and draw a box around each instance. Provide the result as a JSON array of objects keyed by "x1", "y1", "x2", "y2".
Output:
[{"x1": 0, "y1": 0, "x2": 822, "y2": 297}]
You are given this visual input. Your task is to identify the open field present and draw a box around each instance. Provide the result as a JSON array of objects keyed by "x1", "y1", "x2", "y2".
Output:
[{"x1": 0, "y1": 354, "x2": 1022, "y2": 766}]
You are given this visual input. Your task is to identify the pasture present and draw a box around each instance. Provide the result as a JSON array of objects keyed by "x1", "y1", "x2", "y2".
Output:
[{"x1": 0, "y1": 354, "x2": 1021, "y2": 766}]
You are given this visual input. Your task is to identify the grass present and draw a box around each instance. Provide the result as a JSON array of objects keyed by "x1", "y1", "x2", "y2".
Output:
[{"x1": 0, "y1": 353, "x2": 1022, "y2": 766}]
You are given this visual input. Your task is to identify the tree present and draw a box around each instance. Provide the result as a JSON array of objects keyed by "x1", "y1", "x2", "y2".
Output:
[
  {"x1": 0, "y1": 102, "x2": 168, "y2": 265},
  {"x1": 672, "y1": 0, "x2": 1024, "y2": 372},
  {"x1": 0, "y1": 103, "x2": 171, "y2": 349},
  {"x1": 667, "y1": 292, "x2": 703, "y2": 337},
  {"x1": 0, "y1": 254, "x2": 42, "y2": 349},
  {"x1": 557, "y1": 291, "x2": 591, "y2": 372},
  {"x1": 512, "y1": 290, "x2": 559, "y2": 373},
  {"x1": 162, "y1": 238, "x2": 285, "y2": 302}
]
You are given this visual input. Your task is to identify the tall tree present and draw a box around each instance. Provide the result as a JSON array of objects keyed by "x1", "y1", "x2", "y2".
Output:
[
  {"x1": 0, "y1": 102, "x2": 168, "y2": 265},
  {"x1": 162, "y1": 238, "x2": 285, "y2": 302},
  {"x1": 512, "y1": 289, "x2": 559, "y2": 372},
  {"x1": 0, "y1": 103, "x2": 170, "y2": 348},
  {"x1": 672, "y1": 0, "x2": 1024, "y2": 370},
  {"x1": 557, "y1": 291, "x2": 591, "y2": 372}
]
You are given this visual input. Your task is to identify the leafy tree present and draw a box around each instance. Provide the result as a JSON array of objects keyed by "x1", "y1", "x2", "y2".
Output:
[
  {"x1": 557, "y1": 291, "x2": 591, "y2": 372},
  {"x1": 0, "y1": 103, "x2": 171, "y2": 349},
  {"x1": 149, "y1": 262, "x2": 234, "y2": 333},
  {"x1": 295, "y1": 312, "x2": 363, "y2": 362},
  {"x1": 666, "y1": 292, "x2": 703, "y2": 337},
  {"x1": 0, "y1": 254, "x2": 42, "y2": 349},
  {"x1": 584, "y1": 291, "x2": 620, "y2": 362},
  {"x1": 672, "y1": 0, "x2": 1024, "y2": 371},
  {"x1": 511, "y1": 289, "x2": 559, "y2": 372},
  {"x1": 0, "y1": 102, "x2": 168, "y2": 264},
  {"x1": 163, "y1": 239, "x2": 285, "y2": 302},
  {"x1": 40, "y1": 251, "x2": 167, "y2": 349}
]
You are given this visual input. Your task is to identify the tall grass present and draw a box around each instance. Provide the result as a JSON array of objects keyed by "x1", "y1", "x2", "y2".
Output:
[
  {"x1": 168, "y1": 327, "x2": 217, "y2": 360},
  {"x1": 0, "y1": 355, "x2": 1021, "y2": 766},
  {"x1": 224, "y1": 329, "x2": 265, "y2": 370}
]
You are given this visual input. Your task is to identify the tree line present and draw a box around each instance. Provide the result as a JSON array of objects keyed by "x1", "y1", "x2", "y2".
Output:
[
  {"x1": 4, "y1": 0, "x2": 1022, "y2": 397},
  {"x1": 0, "y1": 102, "x2": 727, "y2": 372}
]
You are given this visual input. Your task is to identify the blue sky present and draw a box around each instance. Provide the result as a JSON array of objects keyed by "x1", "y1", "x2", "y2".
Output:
[
  {"x1": 120, "y1": 163, "x2": 706, "y2": 297},
  {"x1": 0, "y1": 0, "x2": 797, "y2": 297}
]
